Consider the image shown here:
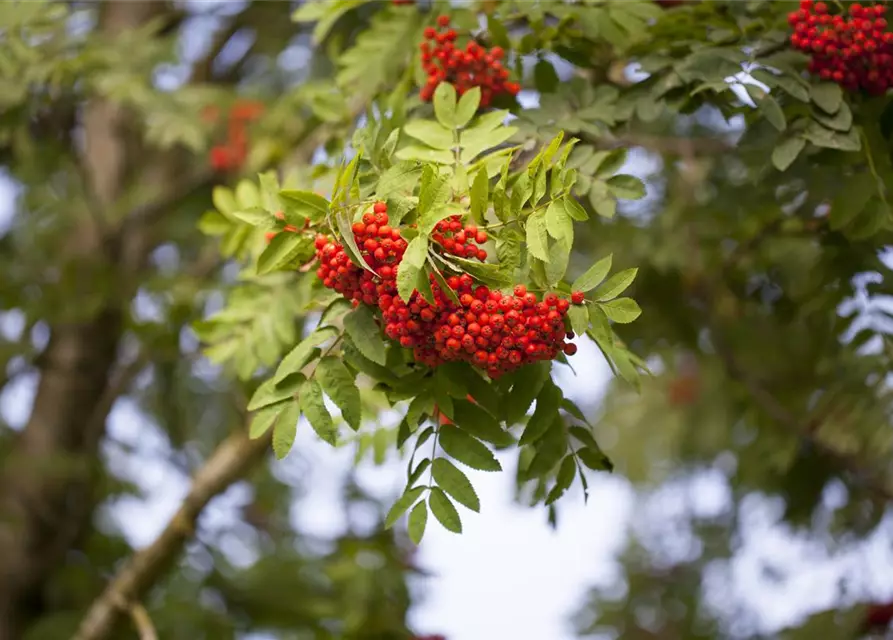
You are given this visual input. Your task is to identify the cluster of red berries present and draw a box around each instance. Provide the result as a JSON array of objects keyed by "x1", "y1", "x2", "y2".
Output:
[
  {"x1": 789, "y1": 1, "x2": 893, "y2": 94},
  {"x1": 205, "y1": 100, "x2": 265, "y2": 173},
  {"x1": 313, "y1": 201, "x2": 580, "y2": 378},
  {"x1": 420, "y1": 16, "x2": 520, "y2": 107}
]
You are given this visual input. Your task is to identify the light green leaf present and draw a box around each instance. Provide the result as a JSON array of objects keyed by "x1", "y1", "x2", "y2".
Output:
[
  {"x1": 301, "y1": 377, "x2": 337, "y2": 445},
  {"x1": 397, "y1": 261, "x2": 423, "y2": 303},
  {"x1": 432, "y1": 458, "x2": 480, "y2": 512},
  {"x1": 232, "y1": 207, "x2": 274, "y2": 227},
  {"x1": 408, "y1": 500, "x2": 428, "y2": 544},
  {"x1": 272, "y1": 400, "x2": 301, "y2": 460},
  {"x1": 385, "y1": 485, "x2": 426, "y2": 529},
  {"x1": 470, "y1": 168, "x2": 489, "y2": 223},
  {"x1": 248, "y1": 373, "x2": 303, "y2": 412},
  {"x1": 606, "y1": 174, "x2": 646, "y2": 200},
  {"x1": 257, "y1": 233, "x2": 315, "y2": 275},
  {"x1": 250, "y1": 402, "x2": 286, "y2": 440},
  {"x1": 395, "y1": 145, "x2": 455, "y2": 164},
  {"x1": 438, "y1": 425, "x2": 502, "y2": 471},
  {"x1": 600, "y1": 297, "x2": 641, "y2": 323},
  {"x1": 568, "y1": 303, "x2": 590, "y2": 337},
  {"x1": 593, "y1": 267, "x2": 637, "y2": 301},
  {"x1": 459, "y1": 125, "x2": 518, "y2": 162},
  {"x1": 433, "y1": 82, "x2": 457, "y2": 129},
  {"x1": 572, "y1": 254, "x2": 613, "y2": 292},
  {"x1": 429, "y1": 487, "x2": 463, "y2": 533},
  {"x1": 377, "y1": 161, "x2": 423, "y2": 196},
  {"x1": 212, "y1": 186, "x2": 238, "y2": 216},
  {"x1": 279, "y1": 190, "x2": 330, "y2": 222},
  {"x1": 563, "y1": 196, "x2": 589, "y2": 221},
  {"x1": 273, "y1": 326, "x2": 339, "y2": 384},
  {"x1": 418, "y1": 165, "x2": 452, "y2": 216},
  {"x1": 420, "y1": 203, "x2": 462, "y2": 235},
  {"x1": 403, "y1": 119, "x2": 455, "y2": 150},
  {"x1": 343, "y1": 306, "x2": 387, "y2": 365},
  {"x1": 455, "y1": 86, "x2": 481, "y2": 129},
  {"x1": 316, "y1": 357, "x2": 362, "y2": 430},
  {"x1": 545, "y1": 236, "x2": 571, "y2": 285},
  {"x1": 526, "y1": 211, "x2": 550, "y2": 262},
  {"x1": 545, "y1": 199, "x2": 573, "y2": 242}
]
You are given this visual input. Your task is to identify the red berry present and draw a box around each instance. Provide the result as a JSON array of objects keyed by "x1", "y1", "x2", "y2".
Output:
[
  {"x1": 563, "y1": 343, "x2": 578, "y2": 356},
  {"x1": 571, "y1": 291, "x2": 585, "y2": 304},
  {"x1": 513, "y1": 284, "x2": 526, "y2": 297},
  {"x1": 374, "y1": 201, "x2": 388, "y2": 214},
  {"x1": 437, "y1": 15, "x2": 450, "y2": 27}
]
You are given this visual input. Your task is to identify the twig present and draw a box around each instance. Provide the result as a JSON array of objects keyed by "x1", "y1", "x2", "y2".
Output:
[
  {"x1": 113, "y1": 596, "x2": 158, "y2": 640},
  {"x1": 72, "y1": 427, "x2": 273, "y2": 640}
]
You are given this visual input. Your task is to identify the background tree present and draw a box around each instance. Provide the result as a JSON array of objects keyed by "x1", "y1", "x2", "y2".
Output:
[{"x1": 2, "y1": 1, "x2": 893, "y2": 640}]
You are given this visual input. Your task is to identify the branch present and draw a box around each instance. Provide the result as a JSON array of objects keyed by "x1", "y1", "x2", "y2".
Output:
[
  {"x1": 119, "y1": 598, "x2": 158, "y2": 640},
  {"x1": 73, "y1": 427, "x2": 272, "y2": 640},
  {"x1": 711, "y1": 331, "x2": 893, "y2": 504}
]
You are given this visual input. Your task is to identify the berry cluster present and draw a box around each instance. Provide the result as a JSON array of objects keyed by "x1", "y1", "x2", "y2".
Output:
[
  {"x1": 789, "y1": 1, "x2": 893, "y2": 94},
  {"x1": 313, "y1": 202, "x2": 579, "y2": 378},
  {"x1": 420, "y1": 16, "x2": 520, "y2": 107},
  {"x1": 205, "y1": 100, "x2": 266, "y2": 173}
]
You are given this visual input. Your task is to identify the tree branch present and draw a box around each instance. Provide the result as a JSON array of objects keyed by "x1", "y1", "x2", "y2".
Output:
[{"x1": 72, "y1": 427, "x2": 272, "y2": 640}]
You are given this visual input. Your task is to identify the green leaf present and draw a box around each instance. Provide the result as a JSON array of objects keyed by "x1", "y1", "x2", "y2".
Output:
[
  {"x1": 526, "y1": 417, "x2": 567, "y2": 478},
  {"x1": 385, "y1": 485, "x2": 427, "y2": 529},
  {"x1": 397, "y1": 238, "x2": 428, "y2": 303},
  {"x1": 257, "y1": 233, "x2": 315, "y2": 275},
  {"x1": 572, "y1": 254, "x2": 613, "y2": 292},
  {"x1": 279, "y1": 190, "x2": 330, "y2": 223},
  {"x1": 343, "y1": 306, "x2": 387, "y2": 365},
  {"x1": 316, "y1": 357, "x2": 362, "y2": 430},
  {"x1": 433, "y1": 82, "x2": 457, "y2": 129},
  {"x1": 301, "y1": 377, "x2": 337, "y2": 446},
  {"x1": 250, "y1": 402, "x2": 286, "y2": 440},
  {"x1": 568, "y1": 304, "x2": 590, "y2": 337},
  {"x1": 470, "y1": 168, "x2": 489, "y2": 223},
  {"x1": 545, "y1": 455, "x2": 577, "y2": 505},
  {"x1": 446, "y1": 256, "x2": 513, "y2": 289},
  {"x1": 408, "y1": 500, "x2": 428, "y2": 544},
  {"x1": 577, "y1": 447, "x2": 614, "y2": 472},
  {"x1": 319, "y1": 297, "x2": 353, "y2": 328},
  {"x1": 563, "y1": 196, "x2": 589, "y2": 222},
  {"x1": 428, "y1": 261, "x2": 462, "y2": 305},
  {"x1": 545, "y1": 236, "x2": 572, "y2": 286},
  {"x1": 418, "y1": 165, "x2": 452, "y2": 216},
  {"x1": 248, "y1": 373, "x2": 304, "y2": 412},
  {"x1": 600, "y1": 297, "x2": 641, "y2": 324},
  {"x1": 526, "y1": 211, "x2": 550, "y2": 262},
  {"x1": 459, "y1": 125, "x2": 518, "y2": 163},
  {"x1": 455, "y1": 87, "x2": 481, "y2": 128},
  {"x1": 606, "y1": 174, "x2": 646, "y2": 200},
  {"x1": 273, "y1": 326, "x2": 339, "y2": 384},
  {"x1": 545, "y1": 199, "x2": 573, "y2": 242},
  {"x1": 335, "y1": 208, "x2": 376, "y2": 275},
  {"x1": 432, "y1": 458, "x2": 480, "y2": 512},
  {"x1": 593, "y1": 267, "x2": 637, "y2": 301},
  {"x1": 232, "y1": 206, "x2": 274, "y2": 227},
  {"x1": 592, "y1": 148, "x2": 627, "y2": 178},
  {"x1": 829, "y1": 173, "x2": 876, "y2": 230},
  {"x1": 568, "y1": 425, "x2": 600, "y2": 450},
  {"x1": 810, "y1": 81, "x2": 842, "y2": 114},
  {"x1": 438, "y1": 425, "x2": 502, "y2": 471},
  {"x1": 377, "y1": 161, "x2": 423, "y2": 196},
  {"x1": 429, "y1": 487, "x2": 462, "y2": 533},
  {"x1": 759, "y1": 94, "x2": 787, "y2": 132},
  {"x1": 519, "y1": 382, "x2": 563, "y2": 446},
  {"x1": 403, "y1": 120, "x2": 455, "y2": 150},
  {"x1": 451, "y1": 400, "x2": 514, "y2": 447},
  {"x1": 272, "y1": 400, "x2": 301, "y2": 460},
  {"x1": 771, "y1": 136, "x2": 806, "y2": 172},
  {"x1": 504, "y1": 362, "x2": 550, "y2": 425},
  {"x1": 395, "y1": 145, "x2": 455, "y2": 164},
  {"x1": 212, "y1": 186, "x2": 238, "y2": 216},
  {"x1": 812, "y1": 101, "x2": 853, "y2": 132},
  {"x1": 406, "y1": 393, "x2": 435, "y2": 429},
  {"x1": 408, "y1": 458, "x2": 432, "y2": 485},
  {"x1": 534, "y1": 59, "x2": 559, "y2": 93}
]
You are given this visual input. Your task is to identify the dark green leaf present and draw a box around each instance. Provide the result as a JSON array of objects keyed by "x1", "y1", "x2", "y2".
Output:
[
  {"x1": 504, "y1": 361, "x2": 550, "y2": 425},
  {"x1": 525, "y1": 418, "x2": 567, "y2": 479},
  {"x1": 519, "y1": 381, "x2": 563, "y2": 446},
  {"x1": 771, "y1": 136, "x2": 806, "y2": 172},
  {"x1": 600, "y1": 297, "x2": 642, "y2": 324},
  {"x1": 606, "y1": 174, "x2": 646, "y2": 200},
  {"x1": 545, "y1": 455, "x2": 577, "y2": 505},
  {"x1": 408, "y1": 458, "x2": 431, "y2": 485},
  {"x1": 316, "y1": 357, "x2": 362, "y2": 430},
  {"x1": 578, "y1": 446, "x2": 614, "y2": 472},
  {"x1": 301, "y1": 377, "x2": 337, "y2": 445},
  {"x1": 526, "y1": 211, "x2": 550, "y2": 262},
  {"x1": 248, "y1": 374, "x2": 304, "y2": 412},
  {"x1": 272, "y1": 400, "x2": 301, "y2": 460},
  {"x1": 432, "y1": 458, "x2": 480, "y2": 512},
  {"x1": 343, "y1": 306, "x2": 387, "y2": 365},
  {"x1": 273, "y1": 327, "x2": 339, "y2": 384},
  {"x1": 451, "y1": 400, "x2": 514, "y2": 446},
  {"x1": 439, "y1": 425, "x2": 502, "y2": 471},
  {"x1": 429, "y1": 487, "x2": 462, "y2": 533},
  {"x1": 408, "y1": 500, "x2": 428, "y2": 544},
  {"x1": 593, "y1": 268, "x2": 637, "y2": 301},
  {"x1": 572, "y1": 254, "x2": 613, "y2": 292},
  {"x1": 385, "y1": 485, "x2": 426, "y2": 529},
  {"x1": 810, "y1": 81, "x2": 842, "y2": 114}
]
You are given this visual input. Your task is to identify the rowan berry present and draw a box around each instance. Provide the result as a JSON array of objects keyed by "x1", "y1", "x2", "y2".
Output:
[{"x1": 571, "y1": 291, "x2": 585, "y2": 304}]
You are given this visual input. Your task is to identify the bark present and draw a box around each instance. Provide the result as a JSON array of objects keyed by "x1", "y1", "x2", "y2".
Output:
[
  {"x1": 73, "y1": 430, "x2": 273, "y2": 640},
  {"x1": 0, "y1": 2, "x2": 167, "y2": 637}
]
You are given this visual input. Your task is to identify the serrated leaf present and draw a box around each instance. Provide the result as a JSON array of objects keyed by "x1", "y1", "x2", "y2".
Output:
[
  {"x1": 257, "y1": 233, "x2": 315, "y2": 275},
  {"x1": 572, "y1": 254, "x2": 613, "y2": 292},
  {"x1": 606, "y1": 174, "x2": 646, "y2": 200},
  {"x1": 438, "y1": 425, "x2": 501, "y2": 471},
  {"x1": 250, "y1": 402, "x2": 286, "y2": 439},
  {"x1": 600, "y1": 297, "x2": 641, "y2": 324},
  {"x1": 810, "y1": 81, "x2": 842, "y2": 114},
  {"x1": 459, "y1": 125, "x2": 517, "y2": 163},
  {"x1": 519, "y1": 382, "x2": 563, "y2": 446},
  {"x1": 593, "y1": 268, "x2": 637, "y2": 301},
  {"x1": 577, "y1": 446, "x2": 614, "y2": 472},
  {"x1": 504, "y1": 362, "x2": 550, "y2": 425},
  {"x1": 408, "y1": 501, "x2": 428, "y2": 544},
  {"x1": 377, "y1": 161, "x2": 423, "y2": 196},
  {"x1": 545, "y1": 236, "x2": 571, "y2": 285},
  {"x1": 403, "y1": 119, "x2": 455, "y2": 150},
  {"x1": 279, "y1": 190, "x2": 330, "y2": 222},
  {"x1": 409, "y1": 458, "x2": 431, "y2": 485},
  {"x1": 526, "y1": 418, "x2": 567, "y2": 479},
  {"x1": 455, "y1": 86, "x2": 481, "y2": 128},
  {"x1": 395, "y1": 145, "x2": 455, "y2": 164},
  {"x1": 316, "y1": 357, "x2": 362, "y2": 430},
  {"x1": 232, "y1": 207, "x2": 274, "y2": 227},
  {"x1": 385, "y1": 485, "x2": 426, "y2": 529},
  {"x1": 272, "y1": 400, "x2": 301, "y2": 460},
  {"x1": 526, "y1": 211, "x2": 550, "y2": 262},
  {"x1": 451, "y1": 400, "x2": 514, "y2": 446},
  {"x1": 470, "y1": 168, "x2": 489, "y2": 223},
  {"x1": 343, "y1": 306, "x2": 387, "y2": 365},
  {"x1": 418, "y1": 165, "x2": 451, "y2": 216},
  {"x1": 772, "y1": 136, "x2": 806, "y2": 172},
  {"x1": 301, "y1": 377, "x2": 337, "y2": 445},
  {"x1": 567, "y1": 304, "x2": 590, "y2": 337},
  {"x1": 545, "y1": 455, "x2": 577, "y2": 505},
  {"x1": 432, "y1": 458, "x2": 480, "y2": 512},
  {"x1": 429, "y1": 487, "x2": 462, "y2": 533},
  {"x1": 545, "y1": 199, "x2": 573, "y2": 242},
  {"x1": 319, "y1": 298, "x2": 353, "y2": 328},
  {"x1": 397, "y1": 262, "x2": 423, "y2": 303},
  {"x1": 433, "y1": 82, "x2": 457, "y2": 129},
  {"x1": 248, "y1": 373, "x2": 304, "y2": 412},
  {"x1": 273, "y1": 326, "x2": 339, "y2": 384},
  {"x1": 568, "y1": 425, "x2": 600, "y2": 450},
  {"x1": 428, "y1": 261, "x2": 461, "y2": 305}
]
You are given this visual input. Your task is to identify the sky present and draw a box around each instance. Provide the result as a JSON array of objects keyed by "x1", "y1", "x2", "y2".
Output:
[{"x1": 3, "y1": 4, "x2": 893, "y2": 639}]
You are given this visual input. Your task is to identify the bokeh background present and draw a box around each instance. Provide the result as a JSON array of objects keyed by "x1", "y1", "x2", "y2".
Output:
[{"x1": 3, "y1": 1, "x2": 893, "y2": 639}]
